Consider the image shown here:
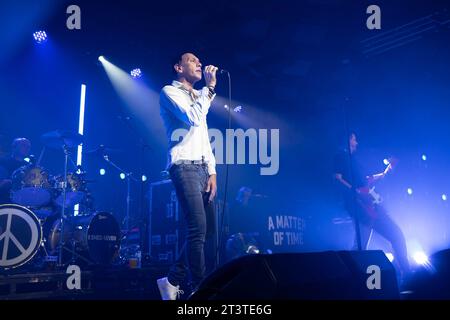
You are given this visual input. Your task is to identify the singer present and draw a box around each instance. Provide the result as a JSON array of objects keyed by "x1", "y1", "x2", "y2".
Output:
[{"x1": 157, "y1": 52, "x2": 218, "y2": 300}]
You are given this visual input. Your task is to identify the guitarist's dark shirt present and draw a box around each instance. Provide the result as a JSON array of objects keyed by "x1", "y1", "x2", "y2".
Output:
[{"x1": 334, "y1": 149, "x2": 367, "y2": 207}]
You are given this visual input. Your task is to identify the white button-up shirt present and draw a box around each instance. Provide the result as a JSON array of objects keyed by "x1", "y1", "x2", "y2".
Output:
[{"x1": 160, "y1": 80, "x2": 216, "y2": 175}]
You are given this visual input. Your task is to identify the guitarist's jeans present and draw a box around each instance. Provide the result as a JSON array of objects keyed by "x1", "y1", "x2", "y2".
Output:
[{"x1": 348, "y1": 202, "x2": 410, "y2": 276}]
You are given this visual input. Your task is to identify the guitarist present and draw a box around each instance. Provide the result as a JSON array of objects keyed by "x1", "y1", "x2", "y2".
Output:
[{"x1": 334, "y1": 132, "x2": 410, "y2": 279}]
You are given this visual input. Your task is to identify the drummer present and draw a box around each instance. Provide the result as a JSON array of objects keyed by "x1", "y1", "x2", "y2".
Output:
[{"x1": 0, "y1": 138, "x2": 31, "y2": 204}]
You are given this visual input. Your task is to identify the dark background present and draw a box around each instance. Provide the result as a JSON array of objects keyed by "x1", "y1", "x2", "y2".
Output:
[{"x1": 1, "y1": 0, "x2": 449, "y2": 258}]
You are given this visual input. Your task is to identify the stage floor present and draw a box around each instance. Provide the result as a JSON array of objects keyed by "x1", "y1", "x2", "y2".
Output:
[{"x1": 0, "y1": 265, "x2": 168, "y2": 300}]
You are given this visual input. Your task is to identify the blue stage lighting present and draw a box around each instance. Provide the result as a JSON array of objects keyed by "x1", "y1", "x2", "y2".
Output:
[
  {"x1": 383, "y1": 159, "x2": 389, "y2": 165},
  {"x1": 413, "y1": 251, "x2": 429, "y2": 265},
  {"x1": 422, "y1": 154, "x2": 427, "y2": 161},
  {"x1": 98, "y1": 55, "x2": 106, "y2": 62},
  {"x1": 120, "y1": 173, "x2": 126, "y2": 180},
  {"x1": 142, "y1": 175, "x2": 147, "y2": 182},
  {"x1": 407, "y1": 188, "x2": 413, "y2": 195},
  {"x1": 130, "y1": 68, "x2": 142, "y2": 78},
  {"x1": 385, "y1": 252, "x2": 394, "y2": 262},
  {"x1": 233, "y1": 106, "x2": 243, "y2": 113},
  {"x1": 442, "y1": 194, "x2": 447, "y2": 201},
  {"x1": 33, "y1": 31, "x2": 47, "y2": 44},
  {"x1": 99, "y1": 168, "x2": 106, "y2": 176}
]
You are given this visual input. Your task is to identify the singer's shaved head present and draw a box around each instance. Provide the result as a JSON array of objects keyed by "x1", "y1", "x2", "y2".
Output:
[{"x1": 173, "y1": 52, "x2": 202, "y2": 84}]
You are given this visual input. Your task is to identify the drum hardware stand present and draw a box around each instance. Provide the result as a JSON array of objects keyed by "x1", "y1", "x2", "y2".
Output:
[
  {"x1": 60, "y1": 241, "x2": 93, "y2": 265},
  {"x1": 57, "y1": 144, "x2": 70, "y2": 266},
  {"x1": 57, "y1": 144, "x2": 85, "y2": 267}
]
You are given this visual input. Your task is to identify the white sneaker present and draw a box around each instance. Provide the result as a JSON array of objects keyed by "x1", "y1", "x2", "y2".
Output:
[{"x1": 157, "y1": 277, "x2": 184, "y2": 300}]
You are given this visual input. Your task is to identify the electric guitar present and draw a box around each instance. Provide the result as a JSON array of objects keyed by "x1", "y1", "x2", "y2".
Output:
[{"x1": 356, "y1": 157, "x2": 398, "y2": 218}]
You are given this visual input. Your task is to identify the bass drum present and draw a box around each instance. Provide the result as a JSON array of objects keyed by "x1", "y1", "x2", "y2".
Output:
[
  {"x1": 48, "y1": 212, "x2": 120, "y2": 265},
  {"x1": 11, "y1": 165, "x2": 53, "y2": 207},
  {"x1": 0, "y1": 204, "x2": 43, "y2": 269}
]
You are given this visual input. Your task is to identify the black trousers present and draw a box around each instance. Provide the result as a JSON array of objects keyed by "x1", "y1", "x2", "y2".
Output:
[
  {"x1": 167, "y1": 163, "x2": 216, "y2": 289},
  {"x1": 348, "y1": 199, "x2": 410, "y2": 276}
]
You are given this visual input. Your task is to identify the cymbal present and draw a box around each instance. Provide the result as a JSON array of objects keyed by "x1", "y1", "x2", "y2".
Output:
[
  {"x1": 41, "y1": 130, "x2": 83, "y2": 149},
  {"x1": 85, "y1": 145, "x2": 123, "y2": 155}
]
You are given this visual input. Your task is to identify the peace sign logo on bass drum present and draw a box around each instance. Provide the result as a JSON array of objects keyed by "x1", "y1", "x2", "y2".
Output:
[{"x1": 0, "y1": 204, "x2": 42, "y2": 269}]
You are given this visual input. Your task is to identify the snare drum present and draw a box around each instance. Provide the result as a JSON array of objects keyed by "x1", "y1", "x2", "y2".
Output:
[{"x1": 11, "y1": 165, "x2": 53, "y2": 207}]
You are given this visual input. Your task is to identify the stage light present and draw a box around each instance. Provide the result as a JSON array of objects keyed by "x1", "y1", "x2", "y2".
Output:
[
  {"x1": 120, "y1": 173, "x2": 126, "y2": 180},
  {"x1": 130, "y1": 68, "x2": 142, "y2": 79},
  {"x1": 33, "y1": 31, "x2": 47, "y2": 44},
  {"x1": 413, "y1": 251, "x2": 429, "y2": 265},
  {"x1": 98, "y1": 55, "x2": 106, "y2": 62},
  {"x1": 76, "y1": 84, "x2": 86, "y2": 170},
  {"x1": 407, "y1": 188, "x2": 413, "y2": 195},
  {"x1": 383, "y1": 159, "x2": 389, "y2": 165},
  {"x1": 442, "y1": 194, "x2": 447, "y2": 201},
  {"x1": 422, "y1": 154, "x2": 427, "y2": 161},
  {"x1": 233, "y1": 106, "x2": 242, "y2": 113},
  {"x1": 24, "y1": 157, "x2": 31, "y2": 163},
  {"x1": 385, "y1": 252, "x2": 394, "y2": 262},
  {"x1": 99, "y1": 168, "x2": 106, "y2": 176},
  {"x1": 142, "y1": 175, "x2": 147, "y2": 182},
  {"x1": 73, "y1": 84, "x2": 87, "y2": 216}
]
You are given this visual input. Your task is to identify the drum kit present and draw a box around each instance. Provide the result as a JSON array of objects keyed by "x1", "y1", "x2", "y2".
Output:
[{"x1": 0, "y1": 130, "x2": 122, "y2": 271}]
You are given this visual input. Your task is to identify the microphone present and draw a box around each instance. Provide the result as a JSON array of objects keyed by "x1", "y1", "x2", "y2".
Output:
[{"x1": 203, "y1": 67, "x2": 228, "y2": 75}]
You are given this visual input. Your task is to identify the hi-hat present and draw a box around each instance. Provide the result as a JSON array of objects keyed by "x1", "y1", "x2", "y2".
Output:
[{"x1": 41, "y1": 130, "x2": 83, "y2": 149}]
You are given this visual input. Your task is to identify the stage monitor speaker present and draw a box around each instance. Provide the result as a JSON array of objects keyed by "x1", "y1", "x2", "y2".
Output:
[{"x1": 190, "y1": 250, "x2": 399, "y2": 300}]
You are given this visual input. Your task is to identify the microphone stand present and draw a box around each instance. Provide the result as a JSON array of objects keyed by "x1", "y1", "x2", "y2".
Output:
[
  {"x1": 102, "y1": 153, "x2": 138, "y2": 243},
  {"x1": 342, "y1": 97, "x2": 362, "y2": 251},
  {"x1": 117, "y1": 115, "x2": 151, "y2": 259},
  {"x1": 216, "y1": 71, "x2": 232, "y2": 267}
]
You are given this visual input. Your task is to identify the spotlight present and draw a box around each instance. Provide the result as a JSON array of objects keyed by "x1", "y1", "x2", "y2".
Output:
[
  {"x1": 120, "y1": 173, "x2": 126, "y2": 180},
  {"x1": 141, "y1": 175, "x2": 147, "y2": 182},
  {"x1": 421, "y1": 154, "x2": 427, "y2": 161},
  {"x1": 407, "y1": 188, "x2": 413, "y2": 195},
  {"x1": 385, "y1": 252, "x2": 394, "y2": 262},
  {"x1": 99, "y1": 168, "x2": 106, "y2": 176},
  {"x1": 24, "y1": 157, "x2": 31, "y2": 163},
  {"x1": 383, "y1": 159, "x2": 389, "y2": 165},
  {"x1": 33, "y1": 31, "x2": 47, "y2": 44},
  {"x1": 130, "y1": 68, "x2": 142, "y2": 79},
  {"x1": 413, "y1": 251, "x2": 429, "y2": 265},
  {"x1": 442, "y1": 194, "x2": 447, "y2": 201},
  {"x1": 233, "y1": 106, "x2": 242, "y2": 113},
  {"x1": 98, "y1": 55, "x2": 106, "y2": 62}
]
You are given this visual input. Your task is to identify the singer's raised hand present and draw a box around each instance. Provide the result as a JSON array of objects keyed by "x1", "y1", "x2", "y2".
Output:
[{"x1": 203, "y1": 65, "x2": 218, "y2": 88}]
